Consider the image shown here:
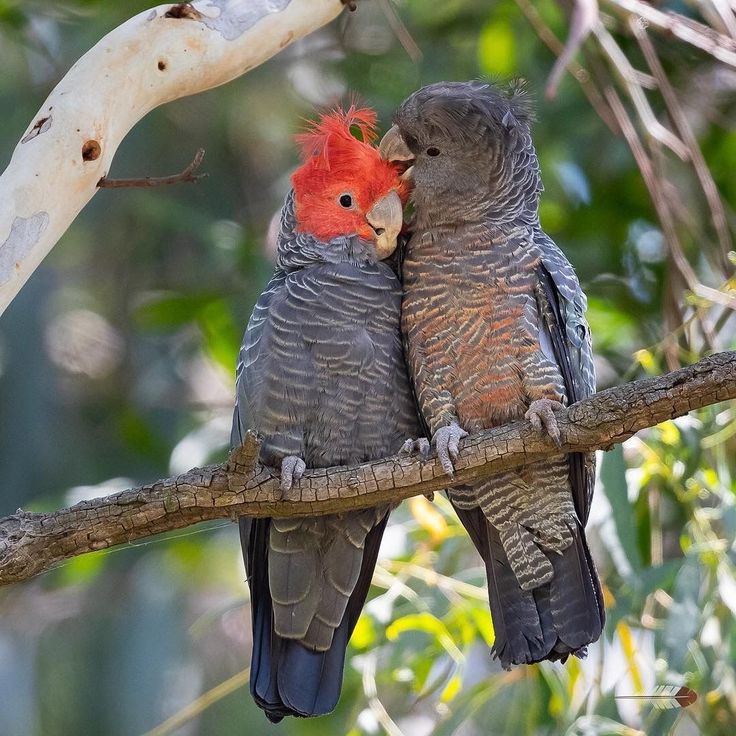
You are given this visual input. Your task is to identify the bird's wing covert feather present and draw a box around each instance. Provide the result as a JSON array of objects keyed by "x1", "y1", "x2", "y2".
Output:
[
  {"x1": 231, "y1": 268, "x2": 288, "y2": 449},
  {"x1": 535, "y1": 230, "x2": 596, "y2": 524}
]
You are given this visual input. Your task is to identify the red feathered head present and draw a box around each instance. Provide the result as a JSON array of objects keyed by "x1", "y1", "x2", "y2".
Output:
[{"x1": 291, "y1": 106, "x2": 409, "y2": 259}]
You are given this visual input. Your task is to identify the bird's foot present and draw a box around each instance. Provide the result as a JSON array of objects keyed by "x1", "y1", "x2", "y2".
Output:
[
  {"x1": 525, "y1": 399, "x2": 564, "y2": 446},
  {"x1": 432, "y1": 422, "x2": 468, "y2": 478},
  {"x1": 400, "y1": 436, "x2": 431, "y2": 460},
  {"x1": 279, "y1": 455, "x2": 306, "y2": 499}
]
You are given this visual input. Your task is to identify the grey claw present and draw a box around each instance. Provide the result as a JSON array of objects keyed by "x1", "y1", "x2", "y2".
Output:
[
  {"x1": 280, "y1": 455, "x2": 306, "y2": 498},
  {"x1": 525, "y1": 399, "x2": 563, "y2": 446},
  {"x1": 400, "y1": 437, "x2": 431, "y2": 460},
  {"x1": 417, "y1": 438, "x2": 431, "y2": 460},
  {"x1": 432, "y1": 422, "x2": 468, "y2": 477}
]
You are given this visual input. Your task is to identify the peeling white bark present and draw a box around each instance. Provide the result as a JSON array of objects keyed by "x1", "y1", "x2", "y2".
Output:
[{"x1": 0, "y1": 0, "x2": 345, "y2": 315}]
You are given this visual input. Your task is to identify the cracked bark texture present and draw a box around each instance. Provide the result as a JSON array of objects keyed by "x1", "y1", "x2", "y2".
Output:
[{"x1": 0, "y1": 351, "x2": 734, "y2": 586}]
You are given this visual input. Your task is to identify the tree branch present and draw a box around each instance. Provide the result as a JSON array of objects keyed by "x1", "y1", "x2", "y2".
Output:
[
  {"x1": 606, "y1": 0, "x2": 736, "y2": 69},
  {"x1": 0, "y1": 0, "x2": 346, "y2": 315},
  {"x1": 97, "y1": 148, "x2": 206, "y2": 188},
  {"x1": 1, "y1": 351, "x2": 734, "y2": 587}
]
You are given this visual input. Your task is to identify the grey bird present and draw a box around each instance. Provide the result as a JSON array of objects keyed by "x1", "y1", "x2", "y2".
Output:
[
  {"x1": 231, "y1": 107, "x2": 422, "y2": 720},
  {"x1": 380, "y1": 80, "x2": 605, "y2": 668}
]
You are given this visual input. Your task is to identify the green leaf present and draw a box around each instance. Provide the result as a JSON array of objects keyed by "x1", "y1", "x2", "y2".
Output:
[
  {"x1": 468, "y1": 603, "x2": 495, "y2": 647},
  {"x1": 600, "y1": 445, "x2": 643, "y2": 573},
  {"x1": 477, "y1": 20, "x2": 516, "y2": 76},
  {"x1": 57, "y1": 550, "x2": 107, "y2": 587},
  {"x1": 0, "y1": 2, "x2": 26, "y2": 31},
  {"x1": 386, "y1": 612, "x2": 464, "y2": 663},
  {"x1": 440, "y1": 673, "x2": 462, "y2": 703},
  {"x1": 586, "y1": 298, "x2": 638, "y2": 351},
  {"x1": 350, "y1": 614, "x2": 376, "y2": 651},
  {"x1": 134, "y1": 291, "x2": 218, "y2": 331},
  {"x1": 197, "y1": 299, "x2": 240, "y2": 372},
  {"x1": 663, "y1": 561, "x2": 702, "y2": 670}
]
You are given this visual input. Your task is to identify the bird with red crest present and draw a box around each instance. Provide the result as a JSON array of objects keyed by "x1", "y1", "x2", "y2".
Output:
[
  {"x1": 291, "y1": 105, "x2": 410, "y2": 255},
  {"x1": 231, "y1": 105, "x2": 421, "y2": 721}
]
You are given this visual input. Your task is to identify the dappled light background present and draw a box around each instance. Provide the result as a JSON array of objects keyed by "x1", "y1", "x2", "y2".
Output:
[{"x1": 1, "y1": 1, "x2": 735, "y2": 734}]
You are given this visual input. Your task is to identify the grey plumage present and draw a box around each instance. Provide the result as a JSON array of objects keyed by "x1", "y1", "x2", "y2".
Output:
[
  {"x1": 232, "y1": 191, "x2": 419, "y2": 718},
  {"x1": 386, "y1": 80, "x2": 604, "y2": 667}
]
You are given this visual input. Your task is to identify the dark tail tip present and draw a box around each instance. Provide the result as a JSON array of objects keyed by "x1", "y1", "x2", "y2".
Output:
[
  {"x1": 453, "y1": 506, "x2": 604, "y2": 668},
  {"x1": 244, "y1": 515, "x2": 391, "y2": 719}
]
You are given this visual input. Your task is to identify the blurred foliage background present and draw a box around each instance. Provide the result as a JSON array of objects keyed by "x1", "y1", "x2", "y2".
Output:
[{"x1": 1, "y1": 0, "x2": 736, "y2": 734}]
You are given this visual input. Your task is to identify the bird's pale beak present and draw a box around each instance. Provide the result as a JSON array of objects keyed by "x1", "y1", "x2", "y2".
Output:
[
  {"x1": 366, "y1": 189, "x2": 403, "y2": 259},
  {"x1": 378, "y1": 125, "x2": 414, "y2": 182}
]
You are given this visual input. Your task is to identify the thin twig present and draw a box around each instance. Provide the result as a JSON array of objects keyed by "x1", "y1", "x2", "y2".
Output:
[
  {"x1": 663, "y1": 271, "x2": 687, "y2": 371},
  {"x1": 594, "y1": 24, "x2": 689, "y2": 160},
  {"x1": 513, "y1": 0, "x2": 619, "y2": 132},
  {"x1": 97, "y1": 148, "x2": 207, "y2": 189},
  {"x1": 692, "y1": 282, "x2": 736, "y2": 310},
  {"x1": 649, "y1": 147, "x2": 721, "y2": 351},
  {"x1": 606, "y1": 0, "x2": 736, "y2": 68},
  {"x1": 382, "y1": 560, "x2": 488, "y2": 602},
  {"x1": 631, "y1": 19, "x2": 733, "y2": 272},
  {"x1": 603, "y1": 87, "x2": 698, "y2": 290},
  {"x1": 603, "y1": 86, "x2": 717, "y2": 356},
  {"x1": 709, "y1": 0, "x2": 736, "y2": 40},
  {"x1": 372, "y1": 566, "x2": 423, "y2": 605},
  {"x1": 545, "y1": 0, "x2": 600, "y2": 99},
  {"x1": 377, "y1": 0, "x2": 422, "y2": 62},
  {"x1": 362, "y1": 654, "x2": 405, "y2": 736},
  {"x1": 143, "y1": 667, "x2": 250, "y2": 736}
]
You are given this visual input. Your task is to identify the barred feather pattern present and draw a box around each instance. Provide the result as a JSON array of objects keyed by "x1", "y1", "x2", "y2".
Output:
[
  {"x1": 232, "y1": 190, "x2": 420, "y2": 654},
  {"x1": 395, "y1": 80, "x2": 604, "y2": 666},
  {"x1": 536, "y1": 228, "x2": 597, "y2": 522},
  {"x1": 403, "y1": 222, "x2": 578, "y2": 591},
  {"x1": 267, "y1": 510, "x2": 387, "y2": 650}
]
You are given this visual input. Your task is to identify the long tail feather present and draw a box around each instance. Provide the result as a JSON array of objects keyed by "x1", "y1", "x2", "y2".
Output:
[
  {"x1": 240, "y1": 514, "x2": 389, "y2": 720},
  {"x1": 451, "y1": 505, "x2": 604, "y2": 667}
]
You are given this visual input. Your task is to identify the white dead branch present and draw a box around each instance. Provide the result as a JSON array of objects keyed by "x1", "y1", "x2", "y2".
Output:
[{"x1": 0, "y1": 0, "x2": 345, "y2": 315}]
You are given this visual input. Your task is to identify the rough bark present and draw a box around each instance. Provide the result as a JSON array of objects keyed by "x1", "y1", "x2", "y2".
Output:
[
  {"x1": 0, "y1": 0, "x2": 345, "y2": 315},
  {"x1": 0, "y1": 351, "x2": 734, "y2": 587}
]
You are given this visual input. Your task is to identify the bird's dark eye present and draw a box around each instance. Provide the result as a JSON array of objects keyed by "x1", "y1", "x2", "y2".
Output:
[
  {"x1": 426, "y1": 146, "x2": 440, "y2": 157},
  {"x1": 339, "y1": 193, "x2": 353, "y2": 208}
]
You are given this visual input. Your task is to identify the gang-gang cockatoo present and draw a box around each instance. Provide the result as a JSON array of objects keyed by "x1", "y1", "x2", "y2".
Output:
[
  {"x1": 380, "y1": 81, "x2": 605, "y2": 668},
  {"x1": 231, "y1": 107, "x2": 422, "y2": 720}
]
